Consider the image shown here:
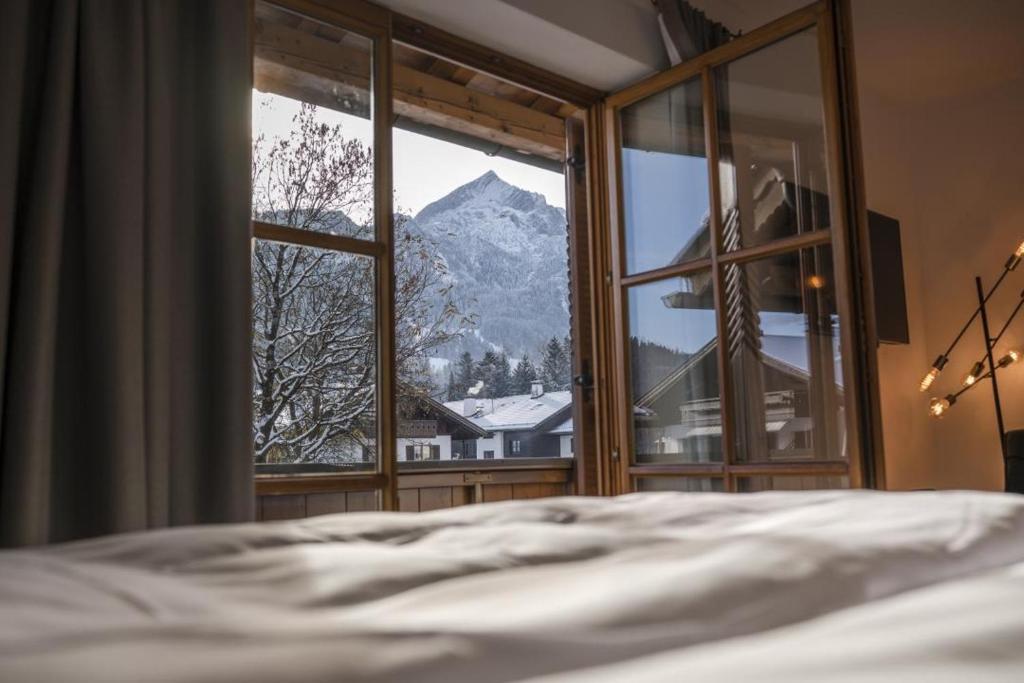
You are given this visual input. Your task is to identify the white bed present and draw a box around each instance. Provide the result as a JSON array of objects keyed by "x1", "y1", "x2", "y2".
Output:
[{"x1": 2, "y1": 490, "x2": 1024, "y2": 682}]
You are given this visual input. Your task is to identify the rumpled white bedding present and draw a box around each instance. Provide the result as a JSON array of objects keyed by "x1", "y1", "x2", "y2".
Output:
[{"x1": 2, "y1": 490, "x2": 1024, "y2": 682}]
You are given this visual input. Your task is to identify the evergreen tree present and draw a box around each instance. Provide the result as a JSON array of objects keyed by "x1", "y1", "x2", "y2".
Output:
[
  {"x1": 472, "y1": 350, "x2": 499, "y2": 397},
  {"x1": 444, "y1": 370, "x2": 459, "y2": 401},
  {"x1": 451, "y1": 352, "x2": 474, "y2": 398},
  {"x1": 540, "y1": 336, "x2": 571, "y2": 391},
  {"x1": 493, "y1": 353, "x2": 512, "y2": 398},
  {"x1": 511, "y1": 352, "x2": 539, "y2": 394}
]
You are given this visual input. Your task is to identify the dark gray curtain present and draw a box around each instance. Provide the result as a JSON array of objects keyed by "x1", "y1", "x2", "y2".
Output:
[
  {"x1": 654, "y1": 0, "x2": 733, "y2": 64},
  {"x1": 0, "y1": 0, "x2": 253, "y2": 547}
]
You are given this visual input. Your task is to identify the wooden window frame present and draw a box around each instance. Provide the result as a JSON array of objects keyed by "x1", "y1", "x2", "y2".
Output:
[
  {"x1": 251, "y1": 0, "x2": 396, "y2": 508},
  {"x1": 250, "y1": 0, "x2": 609, "y2": 507},
  {"x1": 599, "y1": 0, "x2": 883, "y2": 494}
]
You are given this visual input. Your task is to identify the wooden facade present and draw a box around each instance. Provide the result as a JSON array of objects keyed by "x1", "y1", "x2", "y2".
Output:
[{"x1": 256, "y1": 459, "x2": 574, "y2": 520}]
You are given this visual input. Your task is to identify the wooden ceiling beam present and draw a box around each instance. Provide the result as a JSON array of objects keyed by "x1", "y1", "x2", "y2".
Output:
[
  {"x1": 254, "y1": 18, "x2": 565, "y2": 161},
  {"x1": 392, "y1": 12, "x2": 603, "y2": 108}
]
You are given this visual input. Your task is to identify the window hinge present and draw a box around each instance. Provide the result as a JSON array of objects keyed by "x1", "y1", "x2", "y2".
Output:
[
  {"x1": 605, "y1": 270, "x2": 612, "y2": 286},
  {"x1": 611, "y1": 448, "x2": 620, "y2": 461}
]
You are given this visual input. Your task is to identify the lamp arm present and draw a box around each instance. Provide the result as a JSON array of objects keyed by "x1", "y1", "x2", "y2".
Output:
[
  {"x1": 966, "y1": 290, "x2": 1024, "y2": 372},
  {"x1": 953, "y1": 368, "x2": 995, "y2": 400},
  {"x1": 940, "y1": 266, "x2": 1012, "y2": 359}
]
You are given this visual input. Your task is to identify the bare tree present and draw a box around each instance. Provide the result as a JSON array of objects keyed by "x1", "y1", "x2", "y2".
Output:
[{"x1": 251, "y1": 102, "x2": 470, "y2": 464}]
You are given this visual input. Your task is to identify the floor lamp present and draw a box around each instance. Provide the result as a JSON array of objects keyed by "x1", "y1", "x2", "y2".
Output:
[{"x1": 920, "y1": 241, "x2": 1024, "y2": 493}]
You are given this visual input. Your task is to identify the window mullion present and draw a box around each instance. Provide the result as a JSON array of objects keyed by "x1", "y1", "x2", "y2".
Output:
[{"x1": 702, "y1": 66, "x2": 738, "y2": 492}]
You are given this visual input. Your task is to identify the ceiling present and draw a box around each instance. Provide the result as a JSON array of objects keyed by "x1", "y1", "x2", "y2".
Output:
[{"x1": 375, "y1": 0, "x2": 666, "y2": 91}]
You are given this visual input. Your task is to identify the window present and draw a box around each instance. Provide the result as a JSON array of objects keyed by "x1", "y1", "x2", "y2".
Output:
[
  {"x1": 251, "y1": 0, "x2": 393, "y2": 506},
  {"x1": 452, "y1": 439, "x2": 478, "y2": 460},
  {"x1": 390, "y1": 44, "x2": 578, "y2": 476},
  {"x1": 249, "y1": 0, "x2": 599, "y2": 515},
  {"x1": 405, "y1": 444, "x2": 440, "y2": 461},
  {"x1": 606, "y1": 6, "x2": 872, "y2": 493}
]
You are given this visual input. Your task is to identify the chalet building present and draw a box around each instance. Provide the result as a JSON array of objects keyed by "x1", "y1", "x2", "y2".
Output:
[{"x1": 396, "y1": 394, "x2": 490, "y2": 462}]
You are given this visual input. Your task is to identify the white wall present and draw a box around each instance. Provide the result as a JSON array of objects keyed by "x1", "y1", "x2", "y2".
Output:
[
  {"x1": 854, "y1": 3, "x2": 1024, "y2": 490},
  {"x1": 559, "y1": 435, "x2": 573, "y2": 458},
  {"x1": 477, "y1": 433, "x2": 505, "y2": 459}
]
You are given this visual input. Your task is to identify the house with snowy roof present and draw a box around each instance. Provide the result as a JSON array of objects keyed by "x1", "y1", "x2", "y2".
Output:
[{"x1": 444, "y1": 382, "x2": 573, "y2": 460}]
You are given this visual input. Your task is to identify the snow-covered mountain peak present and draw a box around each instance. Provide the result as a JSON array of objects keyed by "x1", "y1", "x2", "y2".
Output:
[
  {"x1": 403, "y1": 172, "x2": 570, "y2": 363},
  {"x1": 415, "y1": 171, "x2": 556, "y2": 227}
]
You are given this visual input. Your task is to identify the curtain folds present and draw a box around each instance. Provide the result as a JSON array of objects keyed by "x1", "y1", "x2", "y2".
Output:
[
  {"x1": 0, "y1": 0, "x2": 253, "y2": 547},
  {"x1": 655, "y1": 0, "x2": 733, "y2": 65}
]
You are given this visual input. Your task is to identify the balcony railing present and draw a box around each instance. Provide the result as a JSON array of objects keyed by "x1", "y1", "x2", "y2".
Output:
[{"x1": 255, "y1": 458, "x2": 575, "y2": 520}]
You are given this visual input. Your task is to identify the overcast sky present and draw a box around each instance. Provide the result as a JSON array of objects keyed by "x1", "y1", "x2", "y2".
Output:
[{"x1": 253, "y1": 91, "x2": 565, "y2": 215}]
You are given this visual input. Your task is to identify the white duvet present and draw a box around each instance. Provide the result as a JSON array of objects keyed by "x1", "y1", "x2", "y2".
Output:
[{"x1": 2, "y1": 490, "x2": 1024, "y2": 682}]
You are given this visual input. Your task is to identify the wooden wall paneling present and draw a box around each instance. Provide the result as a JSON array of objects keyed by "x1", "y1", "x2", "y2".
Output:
[
  {"x1": 418, "y1": 487, "x2": 454, "y2": 511},
  {"x1": 306, "y1": 492, "x2": 349, "y2": 516},
  {"x1": 482, "y1": 484, "x2": 514, "y2": 503},
  {"x1": 254, "y1": 18, "x2": 565, "y2": 160},
  {"x1": 261, "y1": 495, "x2": 308, "y2": 520},
  {"x1": 397, "y1": 489, "x2": 420, "y2": 512},
  {"x1": 391, "y1": 12, "x2": 604, "y2": 108},
  {"x1": 451, "y1": 485, "x2": 471, "y2": 507},
  {"x1": 345, "y1": 491, "x2": 378, "y2": 511}
]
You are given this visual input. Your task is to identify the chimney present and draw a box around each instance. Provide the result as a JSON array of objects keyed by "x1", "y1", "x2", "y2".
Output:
[
  {"x1": 463, "y1": 398, "x2": 477, "y2": 417},
  {"x1": 530, "y1": 382, "x2": 544, "y2": 399}
]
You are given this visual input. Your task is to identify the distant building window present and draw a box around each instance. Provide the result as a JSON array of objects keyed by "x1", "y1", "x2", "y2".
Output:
[
  {"x1": 452, "y1": 439, "x2": 478, "y2": 460},
  {"x1": 483, "y1": 450, "x2": 495, "y2": 459},
  {"x1": 405, "y1": 444, "x2": 440, "y2": 461},
  {"x1": 510, "y1": 439, "x2": 522, "y2": 455}
]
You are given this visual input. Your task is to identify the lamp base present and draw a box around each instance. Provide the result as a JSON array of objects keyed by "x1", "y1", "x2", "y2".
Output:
[{"x1": 1003, "y1": 430, "x2": 1024, "y2": 494}]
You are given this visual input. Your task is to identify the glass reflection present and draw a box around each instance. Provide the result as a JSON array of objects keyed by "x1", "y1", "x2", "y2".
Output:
[
  {"x1": 628, "y1": 273, "x2": 720, "y2": 463},
  {"x1": 621, "y1": 77, "x2": 710, "y2": 274}
]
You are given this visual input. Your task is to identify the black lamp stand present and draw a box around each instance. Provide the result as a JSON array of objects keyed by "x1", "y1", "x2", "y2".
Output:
[{"x1": 975, "y1": 275, "x2": 1008, "y2": 463}]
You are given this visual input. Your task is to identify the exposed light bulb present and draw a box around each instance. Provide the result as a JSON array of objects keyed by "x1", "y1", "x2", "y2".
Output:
[
  {"x1": 919, "y1": 356, "x2": 949, "y2": 391},
  {"x1": 962, "y1": 361, "x2": 984, "y2": 387},
  {"x1": 807, "y1": 274, "x2": 826, "y2": 290},
  {"x1": 929, "y1": 393, "x2": 957, "y2": 418},
  {"x1": 1007, "y1": 242, "x2": 1024, "y2": 270},
  {"x1": 998, "y1": 349, "x2": 1021, "y2": 367},
  {"x1": 919, "y1": 367, "x2": 939, "y2": 392},
  {"x1": 929, "y1": 397, "x2": 951, "y2": 417}
]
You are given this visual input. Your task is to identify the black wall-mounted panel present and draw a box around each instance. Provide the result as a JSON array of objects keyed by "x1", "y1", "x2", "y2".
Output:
[{"x1": 867, "y1": 211, "x2": 909, "y2": 345}]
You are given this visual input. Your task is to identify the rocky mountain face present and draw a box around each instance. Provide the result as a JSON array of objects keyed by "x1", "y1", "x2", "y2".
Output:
[{"x1": 405, "y1": 171, "x2": 570, "y2": 362}]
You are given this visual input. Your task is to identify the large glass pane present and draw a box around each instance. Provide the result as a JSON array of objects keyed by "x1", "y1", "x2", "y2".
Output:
[
  {"x1": 628, "y1": 272, "x2": 720, "y2": 464},
  {"x1": 636, "y1": 477, "x2": 725, "y2": 493},
  {"x1": 738, "y1": 475, "x2": 848, "y2": 492},
  {"x1": 252, "y1": 1, "x2": 375, "y2": 239},
  {"x1": 252, "y1": 240, "x2": 376, "y2": 468},
  {"x1": 716, "y1": 28, "x2": 831, "y2": 251},
  {"x1": 725, "y1": 245, "x2": 845, "y2": 463},
  {"x1": 390, "y1": 45, "x2": 573, "y2": 467},
  {"x1": 620, "y1": 77, "x2": 710, "y2": 275}
]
